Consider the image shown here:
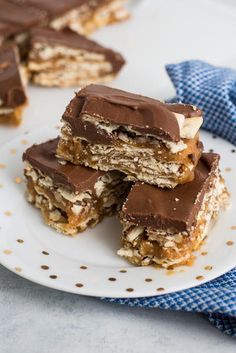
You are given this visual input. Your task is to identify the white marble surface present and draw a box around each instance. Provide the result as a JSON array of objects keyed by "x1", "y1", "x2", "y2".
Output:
[{"x1": 0, "y1": 0, "x2": 236, "y2": 351}]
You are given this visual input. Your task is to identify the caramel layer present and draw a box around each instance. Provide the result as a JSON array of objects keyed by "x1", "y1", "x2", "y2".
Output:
[
  {"x1": 0, "y1": 104, "x2": 26, "y2": 126},
  {"x1": 57, "y1": 134, "x2": 202, "y2": 187}
]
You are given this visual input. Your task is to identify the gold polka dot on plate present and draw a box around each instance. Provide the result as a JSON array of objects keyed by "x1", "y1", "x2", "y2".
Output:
[
  {"x1": 166, "y1": 270, "x2": 175, "y2": 276},
  {"x1": 201, "y1": 251, "x2": 208, "y2": 256},
  {"x1": 126, "y1": 288, "x2": 134, "y2": 292},
  {"x1": 49, "y1": 275, "x2": 57, "y2": 279},
  {"x1": 119, "y1": 269, "x2": 127, "y2": 273},
  {"x1": 108, "y1": 277, "x2": 116, "y2": 282},
  {"x1": 3, "y1": 249, "x2": 12, "y2": 255},
  {"x1": 21, "y1": 139, "x2": 28, "y2": 145},
  {"x1": 41, "y1": 265, "x2": 49, "y2": 270},
  {"x1": 226, "y1": 240, "x2": 234, "y2": 246},
  {"x1": 15, "y1": 177, "x2": 23, "y2": 184},
  {"x1": 4, "y1": 211, "x2": 12, "y2": 216},
  {"x1": 42, "y1": 251, "x2": 49, "y2": 255},
  {"x1": 75, "y1": 283, "x2": 84, "y2": 288},
  {"x1": 204, "y1": 265, "x2": 213, "y2": 271},
  {"x1": 196, "y1": 275, "x2": 204, "y2": 280},
  {"x1": 0, "y1": 184, "x2": 3, "y2": 188},
  {"x1": 0, "y1": 163, "x2": 6, "y2": 169},
  {"x1": 156, "y1": 287, "x2": 165, "y2": 292},
  {"x1": 230, "y1": 226, "x2": 236, "y2": 230},
  {"x1": 80, "y1": 265, "x2": 87, "y2": 270},
  {"x1": 225, "y1": 167, "x2": 231, "y2": 172},
  {"x1": 17, "y1": 239, "x2": 24, "y2": 244},
  {"x1": 15, "y1": 267, "x2": 22, "y2": 272},
  {"x1": 145, "y1": 278, "x2": 152, "y2": 282},
  {"x1": 10, "y1": 149, "x2": 17, "y2": 155}
]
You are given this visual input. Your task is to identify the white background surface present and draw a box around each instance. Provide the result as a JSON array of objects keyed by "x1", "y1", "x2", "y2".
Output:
[{"x1": 0, "y1": 0, "x2": 236, "y2": 351}]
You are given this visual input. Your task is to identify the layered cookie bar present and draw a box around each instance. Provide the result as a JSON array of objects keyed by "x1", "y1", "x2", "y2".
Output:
[
  {"x1": 57, "y1": 85, "x2": 203, "y2": 188},
  {"x1": 118, "y1": 153, "x2": 229, "y2": 268},
  {"x1": 9, "y1": 0, "x2": 129, "y2": 35},
  {"x1": 23, "y1": 138, "x2": 129, "y2": 236},
  {"x1": 28, "y1": 28, "x2": 125, "y2": 87},
  {"x1": 0, "y1": 45, "x2": 27, "y2": 126}
]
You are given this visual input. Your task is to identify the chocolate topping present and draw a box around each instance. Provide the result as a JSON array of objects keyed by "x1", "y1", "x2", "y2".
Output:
[
  {"x1": 0, "y1": 45, "x2": 27, "y2": 108},
  {"x1": 23, "y1": 138, "x2": 105, "y2": 193},
  {"x1": 8, "y1": 0, "x2": 84, "y2": 19},
  {"x1": 166, "y1": 103, "x2": 202, "y2": 118},
  {"x1": 0, "y1": 1, "x2": 46, "y2": 29},
  {"x1": 63, "y1": 85, "x2": 202, "y2": 143},
  {"x1": 122, "y1": 153, "x2": 220, "y2": 232},
  {"x1": 30, "y1": 27, "x2": 125, "y2": 73},
  {"x1": 9, "y1": 0, "x2": 106, "y2": 21},
  {"x1": 0, "y1": 21, "x2": 22, "y2": 39}
]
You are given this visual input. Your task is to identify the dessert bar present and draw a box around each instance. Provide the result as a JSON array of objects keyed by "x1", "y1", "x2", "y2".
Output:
[
  {"x1": 117, "y1": 153, "x2": 229, "y2": 268},
  {"x1": 0, "y1": 45, "x2": 27, "y2": 126},
  {"x1": 23, "y1": 138, "x2": 129, "y2": 236},
  {"x1": 28, "y1": 27, "x2": 125, "y2": 87},
  {"x1": 57, "y1": 85, "x2": 203, "y2": 188},
  {"x1": 8, "y1": 0, "x2": 129, "y2": 35}
]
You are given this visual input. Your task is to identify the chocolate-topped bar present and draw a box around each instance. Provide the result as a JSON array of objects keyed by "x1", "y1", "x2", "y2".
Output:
[
  {"x1": 118, "y1": 153, "x2": 229, "y2": 268},
  {"x1": 23, "y1": 138, "x2": 129, "y2": 235},
  {"x1": 0, "y1": 45, "x2": 27, "y2": 125},
  {"x1": 9, "y1": 0, "x2": 129, "y2": 35},
  {"x1": 57, "y1": 85, "x2": 203, "y2": 188},
  {"x1": 28, "y1": 27, "x2": 125, "y2": 87}
]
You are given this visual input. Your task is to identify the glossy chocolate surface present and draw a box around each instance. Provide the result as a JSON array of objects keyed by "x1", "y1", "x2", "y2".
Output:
[
  {"x1": 63, "y1": 85, "x2": 202, "y2": 143},
  {"x1": 23, "y1": 138, "x2": 105, "y2": 193}
]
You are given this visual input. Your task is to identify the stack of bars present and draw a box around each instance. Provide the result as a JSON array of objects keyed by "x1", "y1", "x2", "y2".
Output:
[
  {"x1": 23, "y1": 84, "x2": 229, "y2": 268},
  {"x1": 0, "y1": 0, "x2": 128, "y2": 125}
]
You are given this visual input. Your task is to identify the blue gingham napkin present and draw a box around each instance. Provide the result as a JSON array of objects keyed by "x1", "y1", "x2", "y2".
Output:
[
  {"x1": 166, "y1": 60, "x2": 236, "y2": 145},
  {"x1": 104, "y1": 61, "x2": 236, "y2": 337}
]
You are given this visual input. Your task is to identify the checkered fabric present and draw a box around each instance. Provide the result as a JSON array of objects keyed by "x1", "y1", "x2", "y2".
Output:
[
  {"x1": 104, "y1": 61, "x2": 236, "y2": 337},
  {"x1": 104, "y1": 269, "x2": 236, "y2": 337},
  {"x1": 166, "y1": 60, "x2": 236, "y2": 145}
]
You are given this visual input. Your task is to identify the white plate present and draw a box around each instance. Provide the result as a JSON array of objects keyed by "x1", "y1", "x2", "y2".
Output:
[{"x1": 0, "y1": 126, "x2": 235, "y2": 298}]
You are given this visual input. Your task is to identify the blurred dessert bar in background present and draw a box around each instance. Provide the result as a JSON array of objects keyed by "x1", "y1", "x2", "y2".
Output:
[
  {"x1": 0, "y1": 45, "x2": 27, "y2": 126},
  {"x1": 57, "y1": 84, "x2": 203, "y2": 188},
  {"x1": 0, "y1": 1, "x2": 129, "y2": 126},
  {"x1": 23, "y1": 138, "x2": 129, "y2": 235},
  {"x1": 28, "y1": 28, "x2": 125, "y2": 87},
  {"x1": 47, "y1": 0, "x2": 129, "y2": 35},
  {"x1": 118, "y1": 153, "x2": 229, "y2": 267},
  {"x1": 6, "y1": 0, "x2": 129, "y2": 36}
]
